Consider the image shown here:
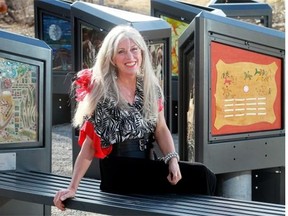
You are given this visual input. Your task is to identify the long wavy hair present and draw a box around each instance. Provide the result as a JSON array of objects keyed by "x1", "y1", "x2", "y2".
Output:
[{"x1": 72, "y1": 25, "x2": 164, "y2": 128}]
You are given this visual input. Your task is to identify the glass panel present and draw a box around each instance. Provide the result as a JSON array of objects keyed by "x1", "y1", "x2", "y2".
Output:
[
  {"x1": 148, "y1": 42, "x2": 164, "y2": 88},
  {"x1": 160, "y1": 15, "x2": 188, "y2": 77},
  {"x1": 211, "y1": 41, "x2": 282, "y2": 136},
  {"x1": 0, "y1": 57, "x2": 39, "y2": 144},
  {"x1": 42, "y1": 14, "x2": 72, "y2": 71},
  {"x1": 186, "y1": 48, "x2": 195, "y2": 162},
  {"x1": 81, "y1": 25, "x2": 106, "y2": 69}
]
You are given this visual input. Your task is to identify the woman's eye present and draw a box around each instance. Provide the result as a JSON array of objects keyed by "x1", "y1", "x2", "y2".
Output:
[{"x1": 131, "y1": 47, "x2": 139, "y2": 52}]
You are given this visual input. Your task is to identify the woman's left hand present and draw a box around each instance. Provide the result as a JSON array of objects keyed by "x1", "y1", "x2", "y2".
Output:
[{"x1": 167, "y1": 157, "x2": 182, "y2": 185}]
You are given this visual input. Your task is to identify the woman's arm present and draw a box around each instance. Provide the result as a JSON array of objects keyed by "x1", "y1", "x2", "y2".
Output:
[
  {"x1": 154, "y1": 111, "x2": 182, "y2": 185},
  {"x1": 53, "y1": 136, "x2": 95, "y2": 211},
  {"x1": 69, "y1": 136, "x2": 95, "y2": 189},
  {"x1": 154, "y1": 111, "x2": 175, "y2": 154}
]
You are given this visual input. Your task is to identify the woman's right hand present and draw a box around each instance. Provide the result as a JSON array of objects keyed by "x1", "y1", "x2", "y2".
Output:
[{"x1": 53, "y1": 188, "x2": 76, "y2": 211}]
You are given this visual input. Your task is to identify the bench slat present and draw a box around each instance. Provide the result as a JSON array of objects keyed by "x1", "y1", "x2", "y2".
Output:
[{"x1": 0, "y1": 171, "x2": 285, "y2": 216}]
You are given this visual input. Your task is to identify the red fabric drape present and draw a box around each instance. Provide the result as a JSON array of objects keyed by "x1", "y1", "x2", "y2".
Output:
[{"x1": 78, "y1": 120, "x2": 112, "y2": 158}]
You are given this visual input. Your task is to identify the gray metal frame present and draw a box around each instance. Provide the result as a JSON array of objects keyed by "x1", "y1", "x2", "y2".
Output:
[
  {"x1": 208, "y1": 0, "x2": 272, "y2": 27},
  {"x1": 178, "y1": 11, "x2": 285, "y2": 174},
  {"x1": 151, "y1": 0, "x2": 226, "y2": 21},
  {"x1": 34, "y1": 0, "x2": 73, "y2": 125},
  {"x1": 0, "y1": 29, "x2": 52, "y2": 215}
]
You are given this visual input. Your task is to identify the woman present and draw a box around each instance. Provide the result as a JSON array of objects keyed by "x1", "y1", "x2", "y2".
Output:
[{"x1": 54, "y1": 25, "x2": 216, "y2": 211}]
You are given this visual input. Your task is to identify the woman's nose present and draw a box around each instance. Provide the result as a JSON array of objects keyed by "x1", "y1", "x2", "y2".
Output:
[{"x1": 125, "y1": 50, "x2": 134, "y2": 58}]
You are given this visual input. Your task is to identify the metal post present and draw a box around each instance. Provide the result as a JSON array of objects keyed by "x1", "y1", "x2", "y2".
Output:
[{"x1": 217, "y1": 171, "x2": 252, "y2": 201}]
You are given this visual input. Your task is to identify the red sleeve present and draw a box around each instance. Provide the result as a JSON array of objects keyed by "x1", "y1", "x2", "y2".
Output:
[
  {"x1": 78, "y1": 120, "x2": 112, "y2": 159},
  {"x1": 158, "y1": 98, "x2": 164, "y2": 112}
]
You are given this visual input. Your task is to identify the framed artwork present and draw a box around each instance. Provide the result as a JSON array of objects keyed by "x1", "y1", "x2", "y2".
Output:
[
  {"x1": 42, "y1": 14, "x2": 72, "y2": 72},
  {"x1": 178, "y1": 9, "x2": 284, "y2": 173},
  {"x1": 80, "y1": 24, "x2": 106, "y2": 69},
  {"x1": 161, "y1": 15, "x2": 188, "y2": 77},
  {"x1": 0, "y1": 56, "x2": 39, "y2": 144},
  {"x1": 148, "y1": 42, "x2": 165, "y2": 87},
  {"x1": 210, "y1": 41, "x2": 282, "y2": 135}
]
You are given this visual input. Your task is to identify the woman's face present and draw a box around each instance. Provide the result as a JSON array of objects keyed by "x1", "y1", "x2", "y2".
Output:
[{"x1": 113, "y1": 38, "x2": 142, "y2": 77}]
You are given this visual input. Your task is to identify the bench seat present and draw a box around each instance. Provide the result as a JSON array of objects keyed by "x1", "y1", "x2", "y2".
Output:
[{"x1": 0, "y1": 170, "x2": 285, "y2": 216}]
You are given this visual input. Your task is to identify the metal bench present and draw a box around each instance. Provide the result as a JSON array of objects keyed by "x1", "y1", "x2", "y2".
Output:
[{"x1": 0, "y1": 170, "x2": 285, "y2": 216}]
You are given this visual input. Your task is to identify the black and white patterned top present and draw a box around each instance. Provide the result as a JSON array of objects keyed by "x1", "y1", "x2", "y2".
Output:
[{"x1": 86, "y1": 77, "x2": 162, "y2": 148}]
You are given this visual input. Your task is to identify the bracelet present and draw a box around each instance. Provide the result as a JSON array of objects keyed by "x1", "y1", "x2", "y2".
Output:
[{"x1": 163, "y1": 151, "x2": 179, "y2": 164}]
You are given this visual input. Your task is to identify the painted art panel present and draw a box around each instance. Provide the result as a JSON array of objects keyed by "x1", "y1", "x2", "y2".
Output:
[
  {"x1": 42, "y1": 14, "x2": 72, "y2": 71},
  {"x1": 81, "y1": 25, "x2": 106, "y2": 69},
  {"x1": 161, "y1": 15, "x2": 188, "y2": 76},
  {"x1": 211, "y1": 42, "x2": 282, "y2": 135},
  {"x1": 0, "y1": 58, "x2": 38, "y2": 143},
  {"x1": 148, "y1": 42, "x2": 164, "y2": 88}
]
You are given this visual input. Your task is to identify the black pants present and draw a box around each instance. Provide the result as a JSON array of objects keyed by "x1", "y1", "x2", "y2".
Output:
[{"x1": 99, "y1": 157, "x2": 216, "y2": 195}]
